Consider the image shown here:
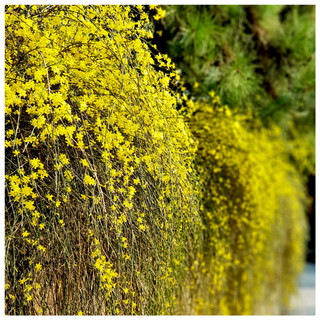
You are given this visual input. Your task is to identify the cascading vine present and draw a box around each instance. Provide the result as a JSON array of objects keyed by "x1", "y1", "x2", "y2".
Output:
[{"x1": 5, "y1": 4, "x2": 309, "y2": 316}]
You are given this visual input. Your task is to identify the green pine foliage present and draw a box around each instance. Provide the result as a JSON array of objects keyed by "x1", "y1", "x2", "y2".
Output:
[{"x1": 155, "y1": 5, "x2": 315, "y2": 133}]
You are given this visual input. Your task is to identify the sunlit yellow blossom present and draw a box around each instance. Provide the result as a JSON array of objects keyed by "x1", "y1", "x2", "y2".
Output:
[
  {"x1": 64, "y1": 170, "x2": 73, "y2": 181},
  {"x1": 154, "y1": 7, "x2": 166, "y2": 20},
  {"x1": 84, "y1": 174, "x2": 95, "y2": 186},
  {"x1": 25, "y1": 294, "x2": 33, "y2": 301},
  {"x1": 24, "y1": 284, "x2": 33, "y2": 292},
  {"x1": 37, "y1": 245, "x2": 46, "y2": 252},
  {"x1": 22, "y1": 230, "x2": 29, "y2": 237},
  {"x1": 80, "y1": 159, "x2": 89, "y2": 167},
  {"x1": 19, "y1": 278, "x2": 29, "y2": 285},
  {"x1": 46, "y1": 193, "x2": 53, "y2": 201},
  {"x1": 30, "y1": 158, "x2": 41, "y2": 169},
  {"x1": 35, "y1": 263, "x2": 42, "y2": 272},
  {"x1": 59, "y1": 153, "x2": 70, "y2": 165}
]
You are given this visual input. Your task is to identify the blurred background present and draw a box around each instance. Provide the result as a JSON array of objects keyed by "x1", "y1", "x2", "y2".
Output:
[
  {"x1": 151, "y1": 5, "x2": 315, "y2": 314},
  {"x1": 151, "y1": 4, "x2": 315, "y2": 263}
]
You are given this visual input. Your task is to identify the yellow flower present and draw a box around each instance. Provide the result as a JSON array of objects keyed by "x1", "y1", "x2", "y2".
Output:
[
  {"x1": 46, "y1": 193, "x2": 53, "y2": 201},
  {"x1": 64, "y1": 170, "x2": 73, "y2": 181},
  {"x1": 22, "y1": 230, "x2": 30, "y2": 237},
  {"x1": 37, "y1": 245, "x2": 46, "y2": 252},
  {"x1": 30, "y1": 171, "x2": 39, "y2": 180},
  {"x1": 25, "y1": 200, "x2": 35, "y2": 211},
  {"x1": 78, "y1": 311, "x2": 83, "y2": 315},
  {"x1": 30, "y1": 158, "x2": 41, "y2": 169},
  {"x1": 24, "y1": 284, "x2": 33, "y2": 292},
  {"x1": 59, "y1": 153, "x2": 69, "y2": 165},
  {"x1": 80, "y1": 159, "x2": 89, "y2": 167},
  {"x1": 38, "y1": 168, "x2": 48, "y2": 179},
  {"x1": 84, "y1": 174, "x2": 95, "y2": 186},
  {"x1": 35, "y1": 263, "x2": 42, "y2": 272},
  {"x1": 128, "y1": 186, "x2": 136, "y2": 196},
  {"x1": 19, "y1": 278, "x2": 29, "y2": 285},
  {"x1": 26, "y1": 294, "x2": 33, "y2": 301},
  {"x1": 123, "y1": 287, "x2": 129, "y2": 294},
  {"x1": 154, "y1": 7, "x2": 166, "y2": 20}
]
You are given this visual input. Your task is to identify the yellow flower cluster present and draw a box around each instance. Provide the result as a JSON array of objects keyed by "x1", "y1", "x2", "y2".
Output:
[
  {"x1": 5, "y1": 5, "x2": 308, "y2": 316},
  {"x1": 188, "y1": 94, "x2": 308, "y2": 315},
  {"x1": 5, "y1": 5, "x2": 200, "y2": 315}
]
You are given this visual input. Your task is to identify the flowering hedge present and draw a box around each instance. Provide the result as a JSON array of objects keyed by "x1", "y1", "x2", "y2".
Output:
[
  {"x1": 5, "y1": 5, "x2": 308, "y2": 315},
  {"x1": 5, "y1": 5, "x2": 202, "y2": 315},
  {"x1": 188, "y1": 94, "x2": 308, "y2": 314}
]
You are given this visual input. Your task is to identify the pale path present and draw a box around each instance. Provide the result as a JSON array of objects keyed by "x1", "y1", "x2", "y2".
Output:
[{"x1": 286, "y1": 262, "x2": 315, "y2": 315}]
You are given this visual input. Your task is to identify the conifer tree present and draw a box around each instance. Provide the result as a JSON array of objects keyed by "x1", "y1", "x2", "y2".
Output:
[{"x1": 153, "y1": 5, "x2": 315, "y2": 167}]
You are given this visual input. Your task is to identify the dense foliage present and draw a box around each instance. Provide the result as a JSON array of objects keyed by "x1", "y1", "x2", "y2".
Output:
[
  {"x1": 156, "y1": 5, "x2": 315, "y2": 124},
  {"x1": 5, "y1": 4, "x2": 311, "y2": 315},
  {"x1": 187, "y1": 95, "x2": 308, "y2": 314},
  {"x1": 154, "y1": 5, "x2": 315, "y2": 179},
  {"x1": 5, "y1": 5, "x2": 201, "y2": 315}
]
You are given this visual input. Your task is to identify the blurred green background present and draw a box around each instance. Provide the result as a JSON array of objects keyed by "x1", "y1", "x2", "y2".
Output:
[
  {"x1": 150, "y1": 4, "x2": 315, "y2": 261},
  {"x1": 153, "y1": 5, "x2": 315, "y2": 131}
]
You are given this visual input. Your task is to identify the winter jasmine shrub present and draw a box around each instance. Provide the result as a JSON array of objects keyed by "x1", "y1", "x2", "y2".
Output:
[
  {"x1": 5, "y1": 5, "x2": 309, "y2": 316},
  {"x1": 5, "y1": 5, "x2": 201, "y2": 315},
  {"x1": 188, "y1": 93, "x2": 308, "y2": 315}
]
